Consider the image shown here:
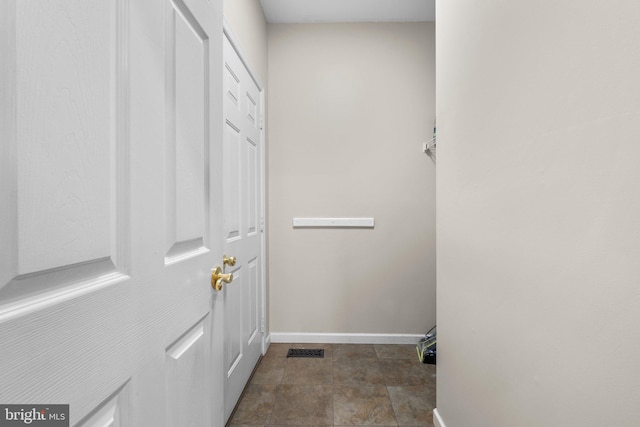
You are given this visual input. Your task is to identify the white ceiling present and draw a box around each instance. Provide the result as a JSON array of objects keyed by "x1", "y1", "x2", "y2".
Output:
[{"x1": 260, "y1": 0, "x2": 435, "y2": 24}]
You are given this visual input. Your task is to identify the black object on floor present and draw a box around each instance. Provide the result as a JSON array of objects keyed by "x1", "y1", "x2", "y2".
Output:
[
  {"x1": 286, "y1": 348, "x2": 324, "y2": 358},
  {"x1": 417, "y1": 325, "x2": 437, "y2": 364},
  {"x1": 422, "y1": 351, "x2": 437, "y2": 365}
]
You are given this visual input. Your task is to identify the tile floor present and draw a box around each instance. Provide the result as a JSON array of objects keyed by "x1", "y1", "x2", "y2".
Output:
[{"x1": 228, "y1": 343, "x2": 436, "y2": 427}]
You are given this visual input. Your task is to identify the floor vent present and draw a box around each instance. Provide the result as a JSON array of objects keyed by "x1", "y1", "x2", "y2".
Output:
[{"x1": 286, "y1": 348, "x2": 324, "y2": 358}]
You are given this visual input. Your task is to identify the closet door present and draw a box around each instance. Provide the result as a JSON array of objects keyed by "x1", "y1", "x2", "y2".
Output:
[{"x1": 0, "y1": 0, "x2": 225, "y2": 425}]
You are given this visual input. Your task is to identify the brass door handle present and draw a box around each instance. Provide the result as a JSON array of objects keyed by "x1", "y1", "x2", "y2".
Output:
[
  {"x1": 223, "y1": 255, "x2": 236, "y2": 267},
  {"x1": 211, "y1": 266, "x2": 233, "y2": 291}
]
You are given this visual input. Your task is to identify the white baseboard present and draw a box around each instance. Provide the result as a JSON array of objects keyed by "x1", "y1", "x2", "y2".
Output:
[
  {"x1": 433, "y1": 408, "x2": 445, "y2": 427},
  {"x1": 269, "y1": 332, "x2": 424, "y2": 345}
]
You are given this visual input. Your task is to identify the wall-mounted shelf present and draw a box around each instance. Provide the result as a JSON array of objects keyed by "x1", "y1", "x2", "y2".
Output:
[{"x1": 292, "y1": 218, "x2": 375, "y2": 228}]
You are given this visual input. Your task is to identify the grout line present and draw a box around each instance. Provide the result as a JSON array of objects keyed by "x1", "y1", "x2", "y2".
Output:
[
  {"x1": 386, "y1": 384, "x2": 401, "y2": 427},
  {"x1": 332, "y1": 382, "x2": 335, "y2": 427},
  {"x1": 265, "y1": 383, "x2": 275, "y2": 426}
]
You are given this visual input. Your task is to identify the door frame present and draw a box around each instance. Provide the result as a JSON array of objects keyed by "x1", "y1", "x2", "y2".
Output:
[{"x1": 222, "y1": 18, "x2": 267, "y2": 355}]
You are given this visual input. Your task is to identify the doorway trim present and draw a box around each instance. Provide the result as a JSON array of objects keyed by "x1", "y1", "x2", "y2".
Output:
[{"x1": 222, "y1": 17, "x2": 267, "y2": 355}]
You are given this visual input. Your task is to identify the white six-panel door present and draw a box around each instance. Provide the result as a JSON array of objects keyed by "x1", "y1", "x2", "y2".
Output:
[
  {"x1": 222, "y1": 32, "x2": 264, "y2": 422},
  {"x1": 0, "y1": 0, "x2": 225, "y2": 425}
]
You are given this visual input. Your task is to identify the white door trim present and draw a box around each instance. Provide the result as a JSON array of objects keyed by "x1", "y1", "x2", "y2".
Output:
[
  {"x1": 259, "y1": 88, "x2": 267, "y2": 355},
  {"x1": 221, "y1": 17, "x2": 267, "y2": 355}
]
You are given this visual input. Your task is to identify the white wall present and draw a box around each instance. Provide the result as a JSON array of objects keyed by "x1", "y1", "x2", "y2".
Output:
[
  {"x1": 268, "y1": 23, "x2": 436, "y2": 336},
  {"x1": 223, "y1": 0, "x2": 267, "y2": 84},
  {"x1": 436, "y1": 1, "x2": 640, "y2": 426}
]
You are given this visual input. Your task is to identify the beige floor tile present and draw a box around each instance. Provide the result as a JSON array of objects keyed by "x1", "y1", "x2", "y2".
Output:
[
  {"x1": 333, "y1": 344, "x2": 377, "y2": 361},
  {"x1": 251, "y1": 357, "x2": 287, "y2": 385},
  {"x1": 282, "y1": 358, "x2": 333, "y2": 384},
  {"x1": 387, "y1": 385, "x2": 436, "y2": 426},
  {"x1": 229, "y1": 384, "x2": 278, "y2": 425},
  {"x1": 270, "y1": 384, "x2": 333, "y2": 425},
  {"x1": 333, "y1": 385, "x2": 398, "y2": 426},
  {"x1": 374, "y1": 344, "x2": 418, "y2": 360},
  {"x1": 334, "y1": 358, "x2": 385, "y2": 386},
  {"x1": 264, "y1": 343, "x2": 293, "y2": 359},
  {"x1": 378, "y1": 359, "x2": 435, "y2": 386}
]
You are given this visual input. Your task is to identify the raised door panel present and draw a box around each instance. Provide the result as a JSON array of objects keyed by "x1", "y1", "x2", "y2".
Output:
[
  {"x1": 245, "y1": 92, "x2": 257, "y2": 128},
  {"x1": 76, "y1": 384, "x2": 130, "y2": 427},
  {"x1": 0, "y1": 0, "x2": 129, "y2": 308},
  {"x1": 224, "y1": 264, "x2": 243, "y2": 379},
  {"x1": 165, "y1": 317, "x2": 210, "y2": 427},
  {"x1": 16, "y1": 0, "x2": 112, "y2": 275},
  {"x1": 224, "y1": 64, "x2": 240, "y2": 109},
  {"x1": 245, "y1": 258, "x2": 259, "y2": 346},
  {"x1": 223, "y1": 121, "x2": 242, "y2": 242},
  {"x1": 164, "y1": 0, "x2": 210, "y2": 263},
  {"x1": 246, "y1": 137, "x2": 258, "y2": 236},
  {"x1": 241, "y1": 77, "x2": 261, "y2": 243}
]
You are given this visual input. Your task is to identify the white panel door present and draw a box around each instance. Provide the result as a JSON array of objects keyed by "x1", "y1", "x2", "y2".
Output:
[
  {"x1": 222, "y1": 34, "x2": 264, "y2": 422},
  {"x1": 0, "y1": 0, "x2": 225, "y2": 426}
]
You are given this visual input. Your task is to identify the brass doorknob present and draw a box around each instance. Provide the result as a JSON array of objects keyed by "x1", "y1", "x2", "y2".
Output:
[
  {"x1": 223, "y1": 255, "x2": 236, "y2": 267},
  {"x1": 211, "y1": 266, "x2": 233, "y2": 291}
]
